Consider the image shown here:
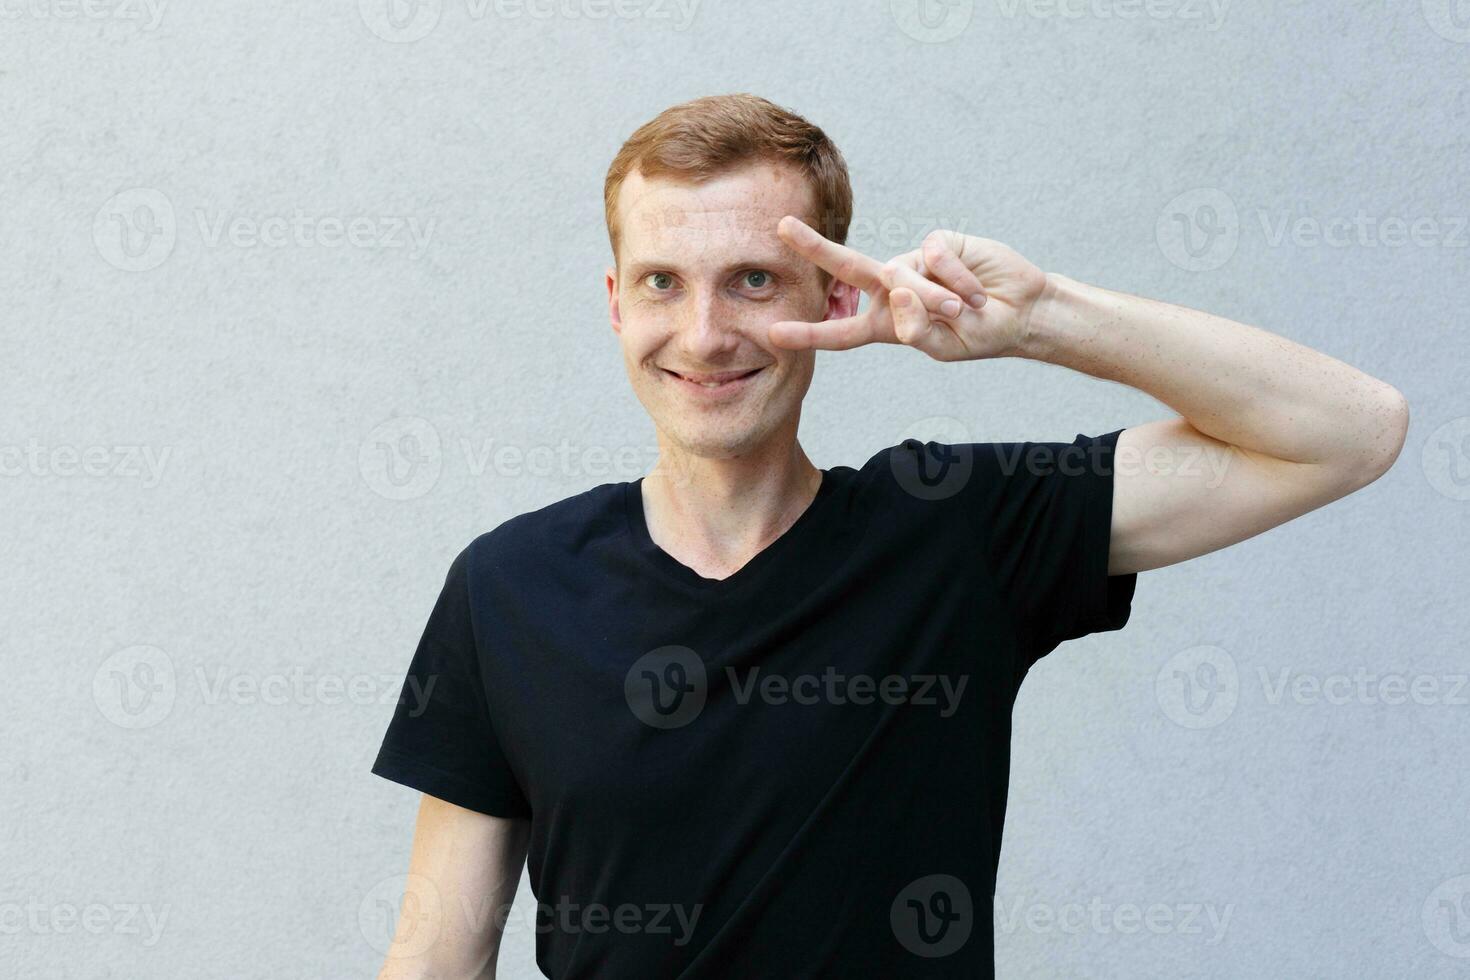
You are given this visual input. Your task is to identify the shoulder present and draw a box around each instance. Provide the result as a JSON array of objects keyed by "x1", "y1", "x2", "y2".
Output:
[
  {"x1": 845, "y1": 438, "x2": 994, "y2": 509},
  {"x1": 845, "y1": 429, "x2": 1127, "y2": 521},
  {"x1": 458, "y1": 481, "x2": 630, "y2": 575},
  {"x1": 876, "y1": 430, "x2": 1128, "y2": 489}
]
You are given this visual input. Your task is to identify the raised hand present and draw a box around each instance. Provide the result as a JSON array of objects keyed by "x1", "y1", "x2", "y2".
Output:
[{"x1": 769, "y1": 215, "x2": 1048, "y2": 361}]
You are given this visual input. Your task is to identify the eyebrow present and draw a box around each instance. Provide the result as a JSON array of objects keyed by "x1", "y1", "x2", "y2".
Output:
[{"x1": 622, "y1": 255, "x2": 807, "y2": 280}]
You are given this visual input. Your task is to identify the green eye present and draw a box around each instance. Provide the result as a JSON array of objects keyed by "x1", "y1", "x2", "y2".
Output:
[
  {"x1": 744, "y1": 270, "x2": 770, "y2": 288},
  {"x1": 646, "y1": 272, "x2": 674, "y2": 290}
]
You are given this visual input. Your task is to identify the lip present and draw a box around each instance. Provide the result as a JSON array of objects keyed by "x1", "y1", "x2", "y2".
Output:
[{"x1": 661, "y1": 366, "x2": 766, "y2": 398}]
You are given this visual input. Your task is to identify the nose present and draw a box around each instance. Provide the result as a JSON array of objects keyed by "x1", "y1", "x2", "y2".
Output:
[{"x1": 674, "y1": 286, "x2": 743, "y2": 363}]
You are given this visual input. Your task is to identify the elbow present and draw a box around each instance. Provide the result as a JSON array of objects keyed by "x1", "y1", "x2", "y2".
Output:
[{"x1": 1349, "y1": 383, "x2": 1410, "y2": 490}]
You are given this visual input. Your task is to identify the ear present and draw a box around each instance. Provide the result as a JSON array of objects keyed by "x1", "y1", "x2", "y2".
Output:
[
  {"x1": 825, "y1": 278, "x2": 860, "y2": 322},
  {"x1": 606, "y1": 266, "x2": 622, "y2": 336}
]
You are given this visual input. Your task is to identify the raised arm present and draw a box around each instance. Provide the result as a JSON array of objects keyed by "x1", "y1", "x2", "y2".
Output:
[
  {"x1": 1020, "y1": 274, "x2": 1409, "y2": 575},
  {"x1": 377, "y1": 794, "x2": 530, "y2": 980},
  {"x1": 768, "y1": 217, "x2": 1410, "y2": 577}
]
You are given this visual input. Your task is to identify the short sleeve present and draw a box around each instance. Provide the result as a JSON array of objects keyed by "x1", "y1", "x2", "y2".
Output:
[
  {"x1": 968, "y1": 428, "x2": 1138, "y2": 672},
  {"x1": 371, "y1": 546, "x2": 531, "y2": 818}
]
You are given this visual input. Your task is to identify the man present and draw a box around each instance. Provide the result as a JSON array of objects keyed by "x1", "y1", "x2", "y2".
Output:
[{"x1": 371, "y1": 93, "x2": 1407, "y2": 978}]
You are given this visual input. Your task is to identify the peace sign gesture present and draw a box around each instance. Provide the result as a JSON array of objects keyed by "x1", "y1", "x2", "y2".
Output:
[{"x1": 769, "y1": 215, "x2": 1049, "y2": 362}]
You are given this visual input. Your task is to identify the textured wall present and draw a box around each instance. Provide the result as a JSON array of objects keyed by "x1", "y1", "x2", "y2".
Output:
[{"x1": 3, "y1": 1, "x2": 1467, "y2": 977}]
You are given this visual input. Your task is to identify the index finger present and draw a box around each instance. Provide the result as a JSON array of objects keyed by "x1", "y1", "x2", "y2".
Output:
[{"x1": 776, "y1": 215, "x2": 886, "y2": 292}]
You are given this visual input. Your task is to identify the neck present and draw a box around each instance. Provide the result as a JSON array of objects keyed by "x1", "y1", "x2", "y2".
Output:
[{"x1": 640, "y1": 430, "x2": 823, "y2": 581}]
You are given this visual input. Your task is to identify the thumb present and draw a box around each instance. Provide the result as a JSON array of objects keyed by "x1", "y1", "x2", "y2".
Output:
[{"x1": 890, "y1": 287, "x2": 952, "y2": 360}]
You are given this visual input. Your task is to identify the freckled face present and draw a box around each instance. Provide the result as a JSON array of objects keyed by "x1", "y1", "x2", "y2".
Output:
[{"x1": 607, "y1": 161, "x2": 835, "y2": 460}]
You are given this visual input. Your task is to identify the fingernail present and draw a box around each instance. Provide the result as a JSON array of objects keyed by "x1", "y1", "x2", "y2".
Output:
[
  {"x1": 941, "y1": 299, "x2": 961, "y2": 318},
  {"x1": 968, "y1": 293, "x2": 986, "y2": 309}
]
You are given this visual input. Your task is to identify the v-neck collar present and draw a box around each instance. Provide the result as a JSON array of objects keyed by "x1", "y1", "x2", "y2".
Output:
[{"x1": 622, "y1": 471, "x2": 836, "y2": 594}]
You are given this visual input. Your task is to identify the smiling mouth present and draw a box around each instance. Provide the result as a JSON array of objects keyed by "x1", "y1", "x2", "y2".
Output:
[{"x1": 661, "y1": 366, "x2": 766, "y2": 390}]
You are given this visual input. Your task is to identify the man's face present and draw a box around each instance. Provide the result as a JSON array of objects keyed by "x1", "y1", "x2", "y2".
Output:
[{"x1": 606, "y1": 161, "x2": 854, "y2": 460}]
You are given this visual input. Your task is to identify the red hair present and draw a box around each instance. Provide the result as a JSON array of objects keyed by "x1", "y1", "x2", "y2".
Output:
[{"x1": 603, "y1": 93, "x2": 853, "y2": 283}]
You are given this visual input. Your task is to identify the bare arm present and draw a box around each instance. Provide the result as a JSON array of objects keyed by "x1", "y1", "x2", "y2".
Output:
[
  {"x1": 377, "y1": 794, "x2": 531, "y2": 980},
  {"x1": 768, "y1": 217, "x2": 1411, "y2": 577},
  {"x1": 1021, "y1": 274, "x2": 1410, "y2": 575}
]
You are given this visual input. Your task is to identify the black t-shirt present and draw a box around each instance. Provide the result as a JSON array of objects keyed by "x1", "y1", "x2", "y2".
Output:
[{"x1": 372, "y1": 429, "x2": 1138, "y2": 978}]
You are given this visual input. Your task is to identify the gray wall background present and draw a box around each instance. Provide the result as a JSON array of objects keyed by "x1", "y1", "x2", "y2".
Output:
[{"x1": 3, "y1": 1, "x2": 1467, "y2": 977}]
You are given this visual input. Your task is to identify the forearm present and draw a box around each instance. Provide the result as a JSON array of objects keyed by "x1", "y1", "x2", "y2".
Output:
[{"x1": 1019, "y1": 273, "x2": 1408, "y2": 473}]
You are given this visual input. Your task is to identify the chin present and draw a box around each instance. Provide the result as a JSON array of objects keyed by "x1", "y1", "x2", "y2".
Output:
[
  {"x1": 662, "y1": 414, "x2": 781, "y2": 461},
  {"x1": 669, "y1": 428, "x2": 762, "y2": 461}
]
